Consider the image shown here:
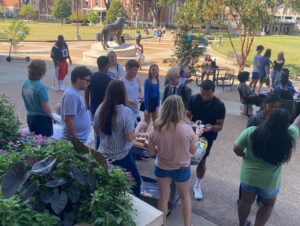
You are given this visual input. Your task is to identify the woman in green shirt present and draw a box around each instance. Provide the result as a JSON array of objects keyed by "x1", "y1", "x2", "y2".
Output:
[{"x1": 234, "y1": 108, "x2": 300, "y2": 226}]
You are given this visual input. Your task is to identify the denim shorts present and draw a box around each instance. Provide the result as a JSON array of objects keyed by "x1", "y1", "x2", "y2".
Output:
[
  {"x1": 251, "y1": 72, "x2": 259, "y2": 80},
  {"x1": 240, "y1": 182, "x2": 279, "y2": 199},
  {"x1": 154, "y1": 165, "x2": 191, "y2": 182}
]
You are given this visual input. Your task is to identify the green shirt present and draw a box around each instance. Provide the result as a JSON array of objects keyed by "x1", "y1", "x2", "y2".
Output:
[
  {"x1": 234, "y1": 125, "x2": 299, "y2": 190},
  {"x1": 22, "y1": 79, "x2": 49, "y2": 116}
]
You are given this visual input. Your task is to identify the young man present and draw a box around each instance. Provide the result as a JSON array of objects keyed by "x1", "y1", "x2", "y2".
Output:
[
  {"x1": 85, "y1": 56, "x2": 112, "y2": 149},
  {"x1": 247, "y1": 93, "x2": 281, "y2": 127},
  {"x1": 249, "y1": 45, "x2": 264, "y2": 92},
  {"x1": 85, "y1": 56, "x2": 112, "y2": 117},
  {"x1": 187, "y1": 80, "x2": 226, "y2": 200},
  {"x1": 162, "y1": 66, "x2": 192, "y2": 109},
  {"x1": 51, "y1": 35, "x2": 72, "y2": 91},
  {"x1": 61, "y1": 66, "x2": 92, "y2": 143},
  {"x1": 122, "y1": 60, "x2": 143, "y2": 122}
]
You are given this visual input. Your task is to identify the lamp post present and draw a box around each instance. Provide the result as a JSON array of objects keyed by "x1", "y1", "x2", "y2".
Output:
[
  {"x1": 135, "y1": 4, "x2": 140, "y2": 35},
  {"x1": 85, "y1": 0, "x2": 89, "y2": 16},
  {"x1": 75, "y1": 0, "x2": 81, "y2": 40}
]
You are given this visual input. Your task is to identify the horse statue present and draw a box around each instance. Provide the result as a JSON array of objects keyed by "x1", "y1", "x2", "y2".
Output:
[{"x1": 96, "y1": 17, "x2": 125, "y2": 50}]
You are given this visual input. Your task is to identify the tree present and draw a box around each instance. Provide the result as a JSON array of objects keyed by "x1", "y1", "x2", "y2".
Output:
[
  {"x1": 221, "y1": 0, "x2": 274, "y2": 71},
  {"x1": 5, "y1": 20, "x2": 30, "y2": 51},
  {"x1": 18, "y1": 3, "x2": 36, "y2": 20},
  {"x1": 106, "y1": 0, "x2": 124, "y2": 24},
  {"x1": 163, "y1": 25, "x2": 207, "y2": 75},
  {"x1": 148, "y1": 0, "x2": 175, "y2": 27},
  {"x1": 176, "y1": 0, "x2": 222, "y2": 33},
  {"x1": 87, "y1": 11, "x2": 99, "y2": 25},
  {"x1": 68, "y1": 11, "x2": 87, "y2": 23},
  {"x1": 52, "y1": 0, "x2": 72, "y2": 25},
  {"x1": 283, "y1": 0, "x2": 300, "y2": 14},
  {"x1": 183, "y1": 0, "x2": 274, "y2": 71},
  {"x1": 0, "y1": 6, "x2": 4, "y2": 21}
]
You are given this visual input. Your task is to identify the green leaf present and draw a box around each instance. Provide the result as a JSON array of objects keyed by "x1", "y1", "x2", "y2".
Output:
[
  {"x1": 2, "y1": 161, "x2": 30, "y2": 199},
  {"x1": 31, "y1": 156, "x2": 57, "y2": 175},
  {"x1": 50, "y1": 189, "x2": 68, "y2": 214}
]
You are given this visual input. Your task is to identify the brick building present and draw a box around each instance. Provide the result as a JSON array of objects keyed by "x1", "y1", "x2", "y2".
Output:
[{"x1": 1, "y1": 0, "x2": 182, "y2": 26}]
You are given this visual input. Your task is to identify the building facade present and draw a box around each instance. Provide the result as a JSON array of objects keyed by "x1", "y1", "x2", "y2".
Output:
[
  {"x1": 264, "y1": 7, "x2": 300, "y2": 35},
  {"x1": 1, "y1": 0, "x2": 182, "y2": 26}
]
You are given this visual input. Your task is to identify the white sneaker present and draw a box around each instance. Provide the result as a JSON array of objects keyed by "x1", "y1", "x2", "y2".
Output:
[{"x1": 193, "y1": 184, "x2": 203, "y2": 200}]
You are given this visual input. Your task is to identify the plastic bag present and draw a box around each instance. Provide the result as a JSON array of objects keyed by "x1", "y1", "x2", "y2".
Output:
[{"x1": 191, "y1": 137, "x2": 208, "y2": 165}]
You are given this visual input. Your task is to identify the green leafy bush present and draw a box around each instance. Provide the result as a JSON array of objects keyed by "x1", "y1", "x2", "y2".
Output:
[
  {"x1": 163, "y1": 25, "x2": 207, "y2": 75},
  {"x1": 0, "y1": 136, "x2": 135, "y2": 225},
  {"x1": 0, "y1": 95, "x2": 20, "y2": 149},
  {"x1": 0, "y1": 97, "x2": 135, "y2": 225},
  {"x1": 0, "y1": 194, "x2": 60, "y2": 226}
]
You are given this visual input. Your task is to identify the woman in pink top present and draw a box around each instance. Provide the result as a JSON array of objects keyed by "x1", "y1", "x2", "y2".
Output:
[{"x1": 148, "y1": 95, "x2": 202, "y2": 226}]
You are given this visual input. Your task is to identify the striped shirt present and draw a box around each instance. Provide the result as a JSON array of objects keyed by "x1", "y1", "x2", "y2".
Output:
[{"x1": 98, "y1": 104, "x2": 137, "y2": 160}]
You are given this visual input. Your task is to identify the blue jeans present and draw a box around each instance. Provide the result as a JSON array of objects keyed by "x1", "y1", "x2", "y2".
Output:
[
  {"x1": 240, "y1": 182, "x2": 279, "y2": 198},
  {"x1": 112, "y1": 152, "x2": 141, "y2": 197},
  {"x1": 95, "y1": 134, "x2": 100, "y2": 150},
  {"x1": 154, "y1": 165, "x2": 191, "y2": 182}
]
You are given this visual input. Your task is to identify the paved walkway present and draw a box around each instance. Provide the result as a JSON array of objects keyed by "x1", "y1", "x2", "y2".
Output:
[{"x1": 1, "y1": 32, "x2": 300, "y2": 226}]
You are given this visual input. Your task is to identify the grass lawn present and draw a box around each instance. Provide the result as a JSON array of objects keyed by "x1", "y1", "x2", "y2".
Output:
[
  {"x1": 0, "y1": 20, "x2": 138, "y2": 41},
  {"x1": 211, "y1": 35, "x2": 300, "y2": 77}
]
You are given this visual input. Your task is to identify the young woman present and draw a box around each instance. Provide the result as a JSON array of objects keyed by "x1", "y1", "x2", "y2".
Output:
[
  {"x1": 271, "y1": 52, "x2": 285, "y2": 87},
  {"x1": 143, "y1": 64, "x2": 160, "y2": 129},
  {"x1": 107, "y1": 51, "x2": 126, "y2": 80},
  {"x1": 22, "y1": 60, "x2": 56, "y2": 137},
  {"x1": 234, "y1": 109, "x2": 300, "y2": 226},
  {"x1": 148, "y1": 95, "x2": 202, "y2": 226},
  {"x1": 180, "y1": 53, "x2": 193, "y2": 84},
  {"x1": 274, "y1": 68, "x2": 297, "y2": 100},
  {"x1": 135, "y1": 38, "x2": 144, "y2": 70},
  {"x1": 94, "y1": 80, "x2": 147, "y2": 197},
  {"x1": 201, "y1": 54, "x2": 216, "y2": 82}
]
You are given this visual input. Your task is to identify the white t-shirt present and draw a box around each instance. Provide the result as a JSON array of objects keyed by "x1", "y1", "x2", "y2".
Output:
[
  {"x1": 107, "y1": 64, "x2": 126, "y2": 80},
  {"x1": 122, "y1": 77, "x2": 140, "y2": 117}
]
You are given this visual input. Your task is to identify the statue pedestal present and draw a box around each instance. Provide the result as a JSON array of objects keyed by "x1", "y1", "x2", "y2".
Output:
[{"x1": 83, "y1": 41, "x2": 136, "y2": 65}]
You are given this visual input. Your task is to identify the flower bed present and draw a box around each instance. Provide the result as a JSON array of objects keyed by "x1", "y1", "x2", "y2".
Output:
[{"x1": 0, "y1": 95, "x2": 136, "y2": 226}]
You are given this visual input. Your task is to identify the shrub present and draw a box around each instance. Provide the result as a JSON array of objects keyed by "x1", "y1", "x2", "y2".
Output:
[{"x1": 0, "y1": 95, "x2": 20, "y2": 149}]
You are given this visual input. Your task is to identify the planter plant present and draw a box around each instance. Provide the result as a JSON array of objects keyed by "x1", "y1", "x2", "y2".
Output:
[{"x1": 0, "y1": 97, "x2": 136, "y2": 226}]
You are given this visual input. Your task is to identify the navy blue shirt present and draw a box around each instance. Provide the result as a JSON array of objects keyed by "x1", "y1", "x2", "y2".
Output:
[
  {"x1": 50, "y1": 41, "x2": 69, "y2": 65},
  {"x1": 144, "y1": 79, "x2": 160, "y2": 110},
  {"x1": 88, "y1": 72, "x2": 112, "y2": 115}
]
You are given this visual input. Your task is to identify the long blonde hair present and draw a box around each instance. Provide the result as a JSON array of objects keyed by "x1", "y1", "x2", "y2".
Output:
[{"x1": 154, "y1": 95, "x2": 185, "y2": 132}]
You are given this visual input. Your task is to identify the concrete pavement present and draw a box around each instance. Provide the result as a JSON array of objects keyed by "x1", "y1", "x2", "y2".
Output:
[{"x1": 1, "y1": 33, "x2": 300, "y2": 226}]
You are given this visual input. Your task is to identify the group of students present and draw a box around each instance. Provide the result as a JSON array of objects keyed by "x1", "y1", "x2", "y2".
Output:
[
  {"x1": 21, "y1": 51, "x2": 226, "y2": 226},
  {"x1": 21, "y1": 46, "x2": 300, "y2": 226},
  {"x1": 248, "y1": 45, "x2": 298, "y2": 96},
  {"x1": 238, "y1": 45, "x2": 299, "y2": 117}
]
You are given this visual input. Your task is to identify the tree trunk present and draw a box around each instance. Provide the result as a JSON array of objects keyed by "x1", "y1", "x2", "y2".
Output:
[
  {"x1": 150, "y1": 1, "x2": 161, "y2": 27},
  {"x1": 205, "y1": 21, "x2": 211, "y2": 35}
]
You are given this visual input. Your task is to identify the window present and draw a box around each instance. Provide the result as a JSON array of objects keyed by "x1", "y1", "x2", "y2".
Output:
[{"x1": 285, "y1": 16, "x2": 292, "y2": 19}]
